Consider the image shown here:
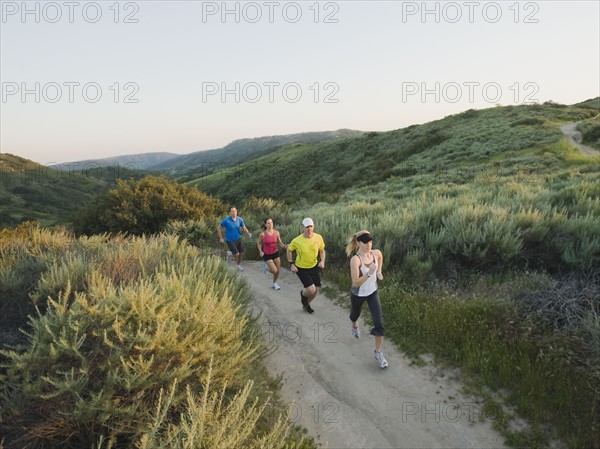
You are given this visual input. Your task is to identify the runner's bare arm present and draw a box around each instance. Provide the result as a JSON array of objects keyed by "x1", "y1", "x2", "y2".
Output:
[
  {"x1": 257, "y1": 232, "x2": 264, "y2": 255},
  {"x1": 276, "y1": 231, "x2": 287, "y2": 249}
]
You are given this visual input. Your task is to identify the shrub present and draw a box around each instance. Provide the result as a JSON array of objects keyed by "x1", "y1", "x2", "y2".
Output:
[
  {"x1": 511, "y1": 118, "x2": 545, "y2": 126},
  {"x1": 73, "y1": 176, "x2": 223, "y2": 236},
  {"x1": 164, "y1": 219, "x2": 215, "y2": 249},
  {"x1": 0, "y1": 222, "x2": 73, "y2": 323},
  {"x1": 0, "y1": 234, "x2": 292, "y2": 449},
  {"x1": 135, "y1": 370, "x2": 289, "y2": 449}
]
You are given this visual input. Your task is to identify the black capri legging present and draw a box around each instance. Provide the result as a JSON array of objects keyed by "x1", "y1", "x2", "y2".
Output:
[{"x1": 349, "y1": 290, "x2": 385, "y2": 337}]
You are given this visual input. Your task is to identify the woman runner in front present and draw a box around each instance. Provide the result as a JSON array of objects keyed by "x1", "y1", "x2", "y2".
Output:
[{"x1": 346, "y1": 230, "x2": 388, "y2": 369}]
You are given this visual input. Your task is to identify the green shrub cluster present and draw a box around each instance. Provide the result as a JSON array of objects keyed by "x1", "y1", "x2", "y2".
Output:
[
  {"x1": 267, "y1": 175, "x2": 599, "y2": 279},
  {"x1": 577, "y1": 115, "x2": 600, "y2": 150},
  {"x1": 0, "y1": 222, "x2": 73, "y2": 323},
  {"x1": 73, "y1": 175, "x2": 223, "y2": 236},
  {"x1": 164, "y1": 219, "x2": 215, "y2": 249},
  {"x1": 0, "y1": 226, "x2": 298, "y2": 449}
]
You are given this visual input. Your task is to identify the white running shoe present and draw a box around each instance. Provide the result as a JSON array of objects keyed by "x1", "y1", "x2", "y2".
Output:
[
  {"x1": 352, "y1": 326, "x2": 360, "y2": 338},
  {"x1": 236, "y1": 264, "x2": 244, "y2": 272},
  {"x1": 273, "y1": 282, "x2": 281, "y2": 290},
  {"x1": 374, "y1": 350, "x2": 388, "y2": 369},
  {"x1": 226, "y1": 250, "x2": 233, "y2": 262}
]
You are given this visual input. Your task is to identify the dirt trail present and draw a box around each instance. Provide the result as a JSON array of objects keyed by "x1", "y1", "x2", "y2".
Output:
[
  {"x1": 560, "y1": 122, "x2": 600, "y2": 156},
  {"x1": 237, "y1": 261, "x2": 508, "y2": 449}
]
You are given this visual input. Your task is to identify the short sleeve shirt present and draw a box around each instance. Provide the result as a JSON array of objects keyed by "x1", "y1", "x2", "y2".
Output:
[
  {"x1": 288, "y1": 233, "x2": 325, "y2": 269},
  {"x1": 221, "y1": 216, "x2": 245, "y2": 241}
]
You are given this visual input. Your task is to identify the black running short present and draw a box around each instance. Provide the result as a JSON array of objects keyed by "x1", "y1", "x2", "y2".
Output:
[{"x1": 295, "y1": 264, "x2": 321, "y2": 288}]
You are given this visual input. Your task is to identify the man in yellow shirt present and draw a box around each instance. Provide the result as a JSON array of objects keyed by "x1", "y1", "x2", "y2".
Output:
[{"x1": 286, "y1": 217, "x2": 326, "y2": 314}]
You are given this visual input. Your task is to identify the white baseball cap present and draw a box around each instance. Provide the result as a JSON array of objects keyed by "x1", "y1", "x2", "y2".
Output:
[{"x1": 302, "y1": 217, "x2": 314, "y2": 227}]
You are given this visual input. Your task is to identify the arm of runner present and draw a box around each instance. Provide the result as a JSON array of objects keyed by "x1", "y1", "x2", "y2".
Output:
[
  {"x1": 375, "y1": 249, "x2": 384, "y2": 280},
  {"x1": 286, "y1": 244, "x2": 297, "y2": 272},
  {"x1": 257, "y1": 232, "x2": 264, "y2": 256},
  {"x1": 276, "y1": 231, "x2": 287, "y2": 249},
  {"x1": 318, "y1": 247, "x2": 326, "y2": 269},
  {"x1": 241, "y1": 225, "x2": 252, "y2": 238}
]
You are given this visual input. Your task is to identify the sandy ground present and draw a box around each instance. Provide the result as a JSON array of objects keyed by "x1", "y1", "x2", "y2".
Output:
[
  {"x1": 237, "y1": 260, "x2": 508, "y2": 449},
  {"x1": 560, "y1": 122, "x2": 600, "y2": 156}
]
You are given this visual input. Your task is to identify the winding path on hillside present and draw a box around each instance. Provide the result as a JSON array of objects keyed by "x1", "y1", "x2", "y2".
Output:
[
  {"x1": 238, "y1": 261, "x2": 508, "y2": 449},
  {"x1": 560, "y1": 121, "x2": 600, "y2": 156}
]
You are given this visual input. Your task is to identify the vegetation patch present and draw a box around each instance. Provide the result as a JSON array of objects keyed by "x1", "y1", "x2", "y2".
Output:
[{"x1": 0, "y1": 224, "x2": 311, "y2": 449}]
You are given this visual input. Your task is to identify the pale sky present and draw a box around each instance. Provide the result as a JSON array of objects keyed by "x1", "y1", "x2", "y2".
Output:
[{"x1": 1, "y1": 1, "x2": 599, "y2": 164}]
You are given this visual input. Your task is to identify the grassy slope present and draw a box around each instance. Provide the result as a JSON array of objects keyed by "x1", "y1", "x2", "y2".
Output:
[
  {"x1": 150, "y1": 129, "x2": 364, "y2": 179},
  {"x1": 0, "y1": 154, "x2": 146, "y2": 228},
  {"x1": 191, "y1": 102, "x2": 598, "y2": 205}
]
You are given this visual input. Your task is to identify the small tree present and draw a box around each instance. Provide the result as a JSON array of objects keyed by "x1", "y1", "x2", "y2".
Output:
[{"x1": 73, "y1": 176, "x2": 223, "y2": 235}]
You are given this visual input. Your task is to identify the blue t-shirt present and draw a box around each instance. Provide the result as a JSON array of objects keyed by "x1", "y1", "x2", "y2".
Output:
[{"x1": 221, "y1": 216, "x2": 245, "y2": 241}]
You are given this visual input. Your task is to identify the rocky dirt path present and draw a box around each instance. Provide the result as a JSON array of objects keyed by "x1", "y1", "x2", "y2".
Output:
[{"x1": 238, "y1": 261, "x2": 508, "y2": 449}]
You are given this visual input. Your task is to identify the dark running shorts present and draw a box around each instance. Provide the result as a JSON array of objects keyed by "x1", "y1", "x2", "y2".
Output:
[
  {"x1": 263, "y1": 251, "x2": 280, "y2": 261},
  {"x1": 295, "y1": 264, "x2": 321, "y2": 288},
  {"x1": 226, "y1": 239, "x2": 244, "y2": 255}
]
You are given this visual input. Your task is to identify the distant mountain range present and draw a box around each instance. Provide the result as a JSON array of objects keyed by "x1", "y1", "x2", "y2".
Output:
[
  {"x1": 148, "y1": 129, "x2": 364, "y2": 178},
  {"x1": 63, "y1": 152, "x2": 179, "y2": 170},
  {"x1": 60, "y1": 130, "x2": 364, "y2": 177}
]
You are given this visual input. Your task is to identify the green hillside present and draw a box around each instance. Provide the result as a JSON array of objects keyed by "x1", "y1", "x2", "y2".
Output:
[
  {"x1": 191, "y1": 102, "x2": 598, "y2": 205},
  {"x1": 574, "y1": 96, "x2": 600, "y2": 110},
  {"x1": 187, "y1": 101, "x2": 600, "y2": 278},
  {"x1": 150, "y1": 129, "x2": 363, "y2": 179},
  {"x1": 0, "y1": 154, "x2": 146, "y2": 228}
]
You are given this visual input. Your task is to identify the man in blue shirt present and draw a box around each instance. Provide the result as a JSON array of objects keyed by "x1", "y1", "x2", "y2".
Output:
[{"x1": 217, "y1": 206, "x2": 253, "y2": 271}]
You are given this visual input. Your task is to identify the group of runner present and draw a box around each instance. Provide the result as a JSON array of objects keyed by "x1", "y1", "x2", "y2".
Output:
[{"x1": 217, "y1": 206, "x2": 388, "y2": 369}]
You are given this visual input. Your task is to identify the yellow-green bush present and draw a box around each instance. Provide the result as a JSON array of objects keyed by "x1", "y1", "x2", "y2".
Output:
[
  {"x1": 73, "y1": 175, "x2": 223, "y2": 236},
  {"x1": 0, "y1": 231, "x2": 296, "y2": 449},
  {"x1": 135, "y1": 368, "x2": 289, "y2": 449}
]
